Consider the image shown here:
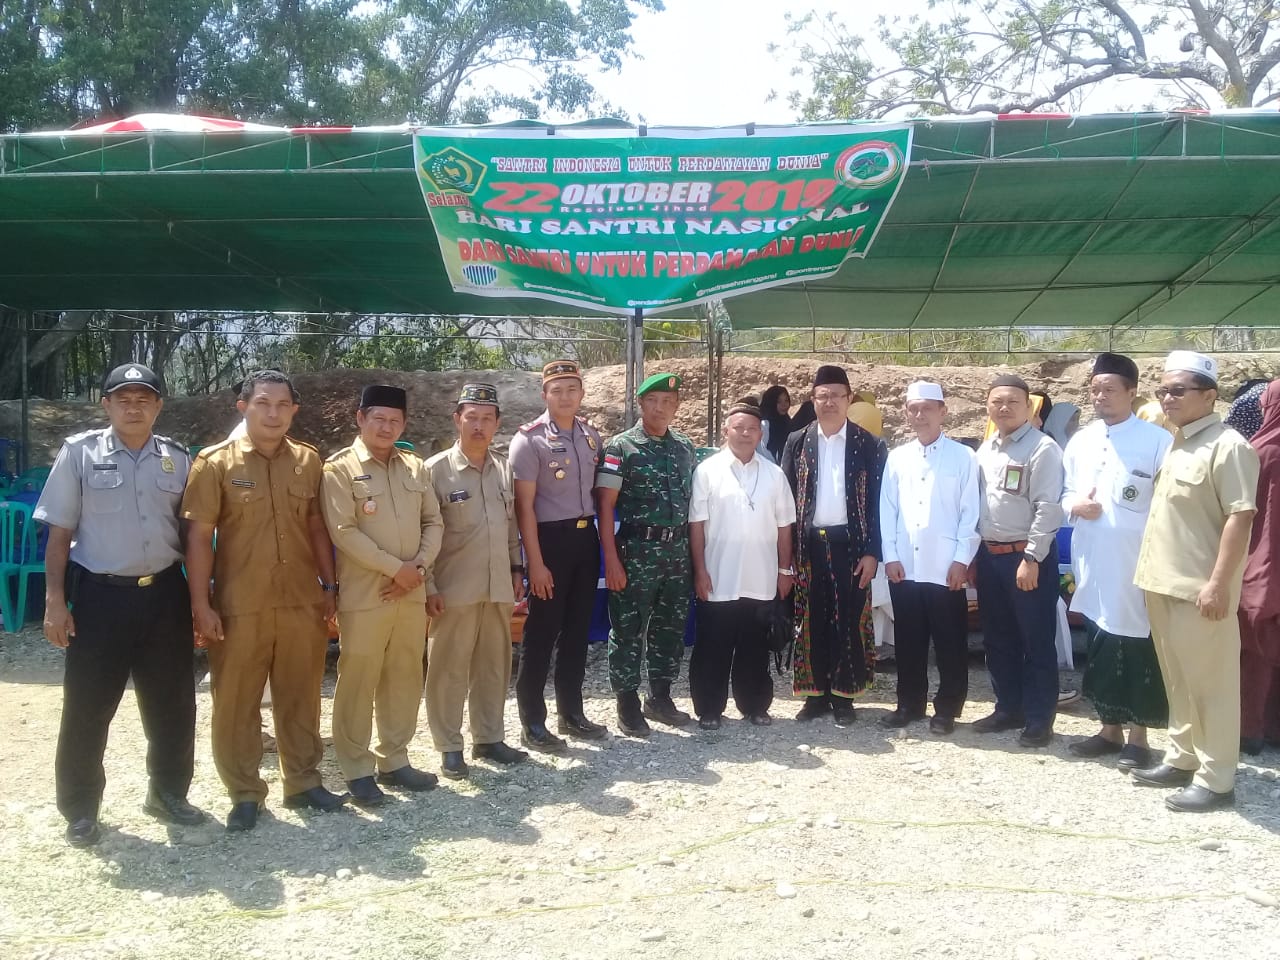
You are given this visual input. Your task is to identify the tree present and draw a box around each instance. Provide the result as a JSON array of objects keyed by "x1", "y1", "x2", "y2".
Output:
[
  {"x1": 0, "y1": 0, "x2": 663, "y2": 131},
  {"x1": 780, "y1": 1, "x2": 1280, "y2": 119}
]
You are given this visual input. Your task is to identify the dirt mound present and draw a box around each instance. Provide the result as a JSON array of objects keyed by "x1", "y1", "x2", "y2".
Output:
[{"x1": 4, "y1": 354, "x2": 1277, "y2": 465}]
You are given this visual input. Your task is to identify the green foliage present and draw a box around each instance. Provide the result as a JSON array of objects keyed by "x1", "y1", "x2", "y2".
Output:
[
  {"x1": 0, "y1": 0, "x2": 664, "y2": 131},
  {"x1": 780, "y1": 2, "x2": 1280, "y2": 118}
]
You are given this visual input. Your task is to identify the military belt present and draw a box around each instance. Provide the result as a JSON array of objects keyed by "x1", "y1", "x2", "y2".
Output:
[{"x1": 618, "y1": 523, "x2": 687, "y2": 543}]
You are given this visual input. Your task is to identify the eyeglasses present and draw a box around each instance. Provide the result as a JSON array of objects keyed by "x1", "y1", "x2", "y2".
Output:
[
  {"x1": 812, "y1": 390, "x2": 849, "y2": 403},
  {"x1": 1154, "y1": 385, "x2": 1209, "y2": 400}
]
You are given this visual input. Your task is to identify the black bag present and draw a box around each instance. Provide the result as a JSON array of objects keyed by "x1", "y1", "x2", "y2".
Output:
[{"x1": 760, "y1": 596, "x2": 794, "y2": 671}]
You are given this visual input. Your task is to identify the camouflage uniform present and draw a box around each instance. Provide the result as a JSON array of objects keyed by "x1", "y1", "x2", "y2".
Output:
[{"x1": 596, "y1": 424, "x2": 697, "y2": 692}]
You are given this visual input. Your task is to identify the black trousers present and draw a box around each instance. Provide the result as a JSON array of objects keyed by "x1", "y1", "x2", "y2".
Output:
[
  {"x1": 690, "y1": 597, "x2": 775, "y2": 719},
  {"x1": 516, "y1": 521, "x2": 600, "y2": 727},
  {"x1": 55, "y1": 564, "x2": 195, "y2": 822},
  {"x1": 801, "y1": 529, "x2": 869, "y2": 698},
  {"x1": 888, "y1": 579, "x2": 969, "y2": 719}
]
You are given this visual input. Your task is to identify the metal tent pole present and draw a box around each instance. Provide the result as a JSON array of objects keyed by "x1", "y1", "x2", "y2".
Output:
[
  {"x1": 19, "y1": 311, "x2": 30, "y2": 472},
  {"x1": 624, "y1": 308, "x2": 644, "y2": 428}
]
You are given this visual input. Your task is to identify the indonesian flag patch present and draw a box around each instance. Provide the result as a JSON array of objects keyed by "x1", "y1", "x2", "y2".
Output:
[{"x1": 602, "y1": 454, "x2": 622, "y2": 471}]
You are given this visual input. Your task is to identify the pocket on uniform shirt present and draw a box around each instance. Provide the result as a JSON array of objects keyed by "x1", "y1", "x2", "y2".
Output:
[
  {"x1": 1114, "y1": 471, "x2": 1155, "y2": 513},
  {"x1": 86, "y1": 469, "x2": 124, "y2": 513},
  {"x1": 288, "y1": 481, "x2": 315, "y2": 518},
  {"x1": 1170, "y1": 458, "x2": 1208, "y2": 488}
]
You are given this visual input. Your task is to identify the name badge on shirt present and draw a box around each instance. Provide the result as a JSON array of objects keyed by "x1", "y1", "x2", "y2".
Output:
[
  {"x1": 550, "y1": 445, "x2": 568, "y2": 453},
  {"x1": 448, "y1": 489, "x2": 470, "y2": 503},
  {"x1": 1002, "y1": 464, "x2": 1026, "y2": 494},
  {"x1": 231, "y1": 478, "x2": 256, "y2": 488},
  {"x1": 353, "y1": 474, "x2": 372, "y2": 481},
  {"x1": 91, "y1": 462, "x2": 118, "y2": 471}
]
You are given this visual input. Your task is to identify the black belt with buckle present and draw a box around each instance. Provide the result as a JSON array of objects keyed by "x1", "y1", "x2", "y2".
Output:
[
  {"x1": 75, "y1": 563, "x2": 179, "y2": 588},
  {"x1": 618, "y1": 522, "x2": 687, "y2": 543},
  {"x1": 811, "y1": 524, "x2": 851, "y2": 542},
  {"x1": 539, "y1": 516, "x2": 596, "y2": 531}
]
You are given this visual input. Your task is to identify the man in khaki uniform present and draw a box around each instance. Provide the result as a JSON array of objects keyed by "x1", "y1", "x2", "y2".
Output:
[
  {"x1": 424, "y1": 383, "x2": 528, "y2": 780},
  {"x1": 1133, "y1": 351, "x2": 1259, "y2": 812},
  {"x1": 183, "y1": 370, "x2": 348, "y2": 832},
  {"x1": 322, "y1": 385, "x2": 444, "y2": 807}
]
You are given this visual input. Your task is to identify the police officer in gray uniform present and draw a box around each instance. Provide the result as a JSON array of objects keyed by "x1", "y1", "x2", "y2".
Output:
[{"x1": 35, "y1": 363, "x2": 205, "y2": 848}]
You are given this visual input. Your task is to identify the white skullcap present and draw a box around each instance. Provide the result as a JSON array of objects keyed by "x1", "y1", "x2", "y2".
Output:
[
  {"x1": 1164, "y1": 350, "x2": 1217, "y2": 384},
  {"x1": 905, "y1": 381, "x2": 945, "y2": 402}
]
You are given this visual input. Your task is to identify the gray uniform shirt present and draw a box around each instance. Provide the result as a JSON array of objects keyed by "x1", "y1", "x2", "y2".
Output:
[
  {"x1": 508, "y1": 411, "x2": 601, "y2": 522},
  {"x1": 976, "y1": 421, "x2": 1064, "y2": 563},
  {"x1": 34, "y1": 428, "x2": 190, "y2": 576}
]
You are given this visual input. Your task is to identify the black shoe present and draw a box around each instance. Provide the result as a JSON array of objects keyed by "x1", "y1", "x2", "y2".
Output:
[
  {"x1": 643, "y1": 680, "x2": 692, "y2": 727},
  {"x1": 1130, "y1": 763, "x2": 1195, "y2": 787},
  {"x1": 795, "y1": 697, "x2": 831, "y2": 722},
  {"x1": 1068, "y1": 734, "x2": 1123, "y2": 759},
  {"x1": 1165, "y1": 784, "x2": 1235, "y2": 812},
  {"x1": 748, "y1": 713, "x2": 773, "y2": 727},
  {"x1": 282, "y1": 785, "x2": 350, "y2": 812},
  {"x1": 472, "y1": 741, "x2": 529, "y2": 765},
  {"x1": 143, "y1": 787, "x2": 206, "y2": 826},
  {"x1": 440, "y1": 751, "x2": 470, "y2": 780},
  {"x1": 521, "y1": 724, "x2": 568, "y2": 754},
  {"x1": 225, "y1": 801, "x2": 261, "y2": 832},
  {"x1": 65, "y1": 817, "x2": 101, "y2": 848},
  {"x1": 616, "y1": 691, "x2": 651, "y2": 738},
  {"x1": 928, "y1": 716, "x2": 955, "y2": 735},
  {"x1": 1019, "y1": 726, "x2": 1053, "y2": 748},
  {"x1": 698, "y1": 715, "x2": 722, "y2": 730},
  {"x1": 377, "y1": 765, "x2": 438, "y2": 792},
  {"x1": 1116, "y1": 744, "x2": 1155, "y2": 771},
  {"x1": 558, "y1": 713, "x2": 608, "y2": 740},
  {"x1": 879, "y1": 708, "x2": 924, "y2": 729},
  {"x1": 346, "y1": 776, "x2": 387, "y2": 808},
  {"x1": 971, "y1": 711, "x2": 1024, "y2": 734},
  {"x1": 1241, "y1": 735, "x2": 1265, "y2": 757},
  {"x1": 832, "y1": 703, "x2": 857, "y2": 727}
]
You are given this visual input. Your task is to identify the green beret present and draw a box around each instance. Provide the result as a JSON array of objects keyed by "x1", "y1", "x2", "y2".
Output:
[{"x1": 637, "y1": 372, "x2": 681, "y2": 397}]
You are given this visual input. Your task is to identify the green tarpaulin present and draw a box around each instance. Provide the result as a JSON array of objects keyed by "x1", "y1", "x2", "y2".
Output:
[{"x1": 2, "y1": 113, "x2": 1279, "y2": 329}]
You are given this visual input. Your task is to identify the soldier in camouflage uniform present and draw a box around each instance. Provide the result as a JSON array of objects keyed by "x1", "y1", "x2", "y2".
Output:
[{"x1": 596, "y1": 373, "x2": 697, "y2": 737}]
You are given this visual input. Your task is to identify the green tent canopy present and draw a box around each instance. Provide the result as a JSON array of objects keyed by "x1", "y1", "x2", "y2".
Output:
[{"x1": 2, "y1": 112, "x2": 1278, "y2": 329}]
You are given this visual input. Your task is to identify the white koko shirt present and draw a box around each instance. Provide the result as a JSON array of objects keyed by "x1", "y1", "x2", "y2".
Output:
[
  {"x1": 812, "y1": 421, "x2": 849, "y2": 527},
  {"x1": 880, "y1": 434, "x2": 981, "y2": 586},
  {"x1": 689, "y1": 448, "x2": 797, "y2": 602},
  {"x1": 1061, "y1": 414, "x2": 1172, "y2": 637}
]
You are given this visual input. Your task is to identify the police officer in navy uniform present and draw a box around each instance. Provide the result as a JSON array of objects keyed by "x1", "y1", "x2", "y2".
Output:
[
  {"x1": 35, "y1": 363, "x2": 204, "y2": 848},
  {"x1": 510, "y1": 359, "x2": 608, "y2": 751}
]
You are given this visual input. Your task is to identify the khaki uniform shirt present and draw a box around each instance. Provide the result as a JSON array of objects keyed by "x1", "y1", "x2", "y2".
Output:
[
  {"x1": 976, "y1": 421, "x2": 1065, "y2": 562},
  {"x1": 34, "y1": 428, "x2": 189, "y2": 577},
  {"x1": 181, "y1": 435, "x2": 324, "y2": 616},
  {"x1": 424, "y1": 444, "x2": 521, "y2": 606},
  {"x1": 321, "y1": 437, "x2": 444, "y2": 612},
  {"x1": 1135, "y1": 413, "x2": 1259, "y2": 603}
]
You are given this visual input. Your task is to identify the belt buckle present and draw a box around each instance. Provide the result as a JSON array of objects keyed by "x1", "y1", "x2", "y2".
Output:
[
  {"x1": 818, "y1": 527, "x2": 827, "y2": 537},
  {"x1": 576, "y1": 519, "x2": 589, "y2": 529},
  {"x1": 137, "y1": 574, "x2": 155, "y2": 587}
]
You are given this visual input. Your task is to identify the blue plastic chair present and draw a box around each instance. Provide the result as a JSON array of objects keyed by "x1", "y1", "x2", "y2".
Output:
[{"x1": 0, "y1": 501, "x2": 44, "y2": 632}]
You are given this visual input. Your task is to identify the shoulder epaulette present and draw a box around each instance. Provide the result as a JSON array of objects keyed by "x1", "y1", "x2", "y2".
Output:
[
  {"x1": 518, "y1": 420, "x2": 541, "y2": 433},
  {"x1": 288, "y1": 436, "x2": 320, "y2": 453},
  {"x1": 63, "y1": 428, "x2": 101, "y2": 445},
  {"x1": 195, "y1": 436, "x2": 237, "y2": 459},
  {"x1": 324, "y1": 444, "x2": 356, "y2": 464}
]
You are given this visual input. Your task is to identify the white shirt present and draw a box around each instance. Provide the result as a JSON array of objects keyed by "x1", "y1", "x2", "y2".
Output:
[
  {"x1": 812, "y1": 421, "x2": 848, "y2": 526},
  {"x1": 880, "y1": 434, "x2": 981, "y2": 586},
  {"x1": 690, "y1": 448, "x2": 797, "y2": 601},
  {"x1": 1062, "y1": 415, "x2": 1172, "y2": 637}
]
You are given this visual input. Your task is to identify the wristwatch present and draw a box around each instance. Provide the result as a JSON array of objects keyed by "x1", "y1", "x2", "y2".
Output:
[
  {"x1": 320, "y1": 582, "x2": 338, "y2": 593},
  {"x1": 779, "y1": 567, "x2": 796, "y2": 576},
  {"x1": 416, "y1": 565, "x2": 427, "y2": 578},
  {"x1": 1022, "y1": 554, "x2": 1039, "y2": 564}
]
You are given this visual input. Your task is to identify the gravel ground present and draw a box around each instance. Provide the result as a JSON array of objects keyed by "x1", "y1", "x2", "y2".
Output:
[{"x1": 1, "y1": 626, "x2": 1277, "y2": 960}]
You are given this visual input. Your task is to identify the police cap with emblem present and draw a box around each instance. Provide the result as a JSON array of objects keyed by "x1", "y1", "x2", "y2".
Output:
[
  {"x1": 458, "y1": 382, "x2": 500, "y2": 406},
  {"x1": 637, "y1": 372, "x2": 681, "y2": 397},
  {"x1": 542, "y1": 359, "x2": 582, "y2": 385},
  {"x1": 360, "y1": 384, "x2": 407, "y2": 411},
  {"x1": 103, "y1": 362, "x2": 162, "y2": 396}
]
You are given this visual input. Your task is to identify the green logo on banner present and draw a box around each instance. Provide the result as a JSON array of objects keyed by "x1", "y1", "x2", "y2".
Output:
[
  {"x1": 412, "y1": 124, "x2": 913, "y2": 315},
  {"x1": 420, "y1": 147, "x2": 488, "y2": 196}
]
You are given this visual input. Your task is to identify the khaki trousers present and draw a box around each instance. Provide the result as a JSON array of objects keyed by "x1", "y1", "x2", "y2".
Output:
[
  {"x1": 332, "y1": 601, "x2": 427, "y2": 780},
  {"x1": 210, "y1": 605, "x2": 327, "y2": 803},
  {"x1": 1145, "y1": 591, "x2": 1241, "y2": 793},
  {"x1": 425, "y1": 601, "x2": 513, "y2": 752}
]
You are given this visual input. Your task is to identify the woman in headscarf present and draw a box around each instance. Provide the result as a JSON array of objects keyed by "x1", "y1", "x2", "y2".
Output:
[
  {"x1": 758, "y1": 385, "x2": 793, "y2": 463},
  {"x1": 1042, "y1": 402, "x2": 1081, "y2": 448},
  {"x1": 1238, "y1": 379, "x2": 1280, "y2": 756},
  {"x1": 1226, "y1": 380, "x2": 1267, "y2": 439}
]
